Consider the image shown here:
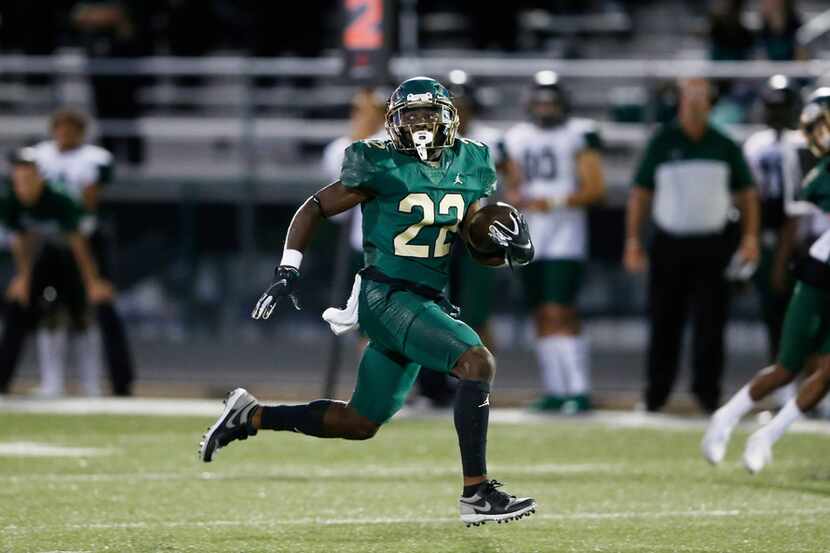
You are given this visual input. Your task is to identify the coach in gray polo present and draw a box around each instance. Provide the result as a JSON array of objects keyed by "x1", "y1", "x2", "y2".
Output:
[{"x1": 624, "y1": 77, "x2": 760, "y2": 413}]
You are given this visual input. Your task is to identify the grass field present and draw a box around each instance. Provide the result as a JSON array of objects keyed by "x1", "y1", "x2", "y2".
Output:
[{"x1": 2, "y1": 405, "x2": 830, "y2": 553}]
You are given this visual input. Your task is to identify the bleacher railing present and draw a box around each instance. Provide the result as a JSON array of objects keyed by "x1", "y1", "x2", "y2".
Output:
[{"x1": 1, "y1": 54, "x2": 828, "y2": 202}]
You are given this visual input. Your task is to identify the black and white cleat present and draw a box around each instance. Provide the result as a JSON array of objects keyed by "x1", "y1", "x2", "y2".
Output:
[
  {"x1": 198, "y1": 388, "x2": 259, "y2": 462},
  {"x1": 460, "y1": 480, "x2": 536, "y2": 527}
]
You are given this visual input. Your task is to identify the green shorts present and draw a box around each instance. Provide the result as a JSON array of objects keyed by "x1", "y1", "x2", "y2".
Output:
[
  {"x1": 350, "y1": 277, "x2": 483, "y2": 424},
  {"x1": 777, "y1": 281, "x2": 830, "y2": 373},
  {"x1": 520, "y1": 259, "x2": 584, "y2": 308},
  {"x1": 456, "y1": 250, "x2": 496, "y2": 329}
]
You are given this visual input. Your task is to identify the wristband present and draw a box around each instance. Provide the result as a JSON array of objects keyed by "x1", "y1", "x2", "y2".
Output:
[{"x1": 280, "y1": 248, "x2": 303, "y2": 270}]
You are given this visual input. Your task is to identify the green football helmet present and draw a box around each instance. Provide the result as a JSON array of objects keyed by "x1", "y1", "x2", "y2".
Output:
[
  {"x1": 801, "y1": 87, "x2": 830, "y2": 158},
  {"x1": 386, "y1": 77, "x2": 459, "y2": 161}
]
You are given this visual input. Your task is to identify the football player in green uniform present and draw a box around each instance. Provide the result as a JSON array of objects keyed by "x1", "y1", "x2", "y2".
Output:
[
  {"x1": 0, "y1": 147, "x2": 113, "y2": 394},
  {"x1": 702, "y1": 88, "x2": 830, "y2": 473},
  {"x1": 200, "y1": 77, "x2": 537, "y2": 525}
]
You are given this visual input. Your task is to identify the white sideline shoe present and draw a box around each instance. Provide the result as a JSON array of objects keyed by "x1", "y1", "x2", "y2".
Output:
[
  {"x1": 743, "y1": 430, "x2": 773, "y2": 474},
  {"x1": 701, "y1": 412, "x2": 735, "y2": 465}
]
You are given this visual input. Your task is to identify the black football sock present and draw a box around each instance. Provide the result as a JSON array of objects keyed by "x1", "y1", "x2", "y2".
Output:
[
  {"x1": 259, "y1": 400, "x2": 332, "y2": 437},
  {"x1": 454, "y1": 379, "x2": 490, "y2": 485},
  {"x1": 463, "y1": 483, "x2": 484, "y2": 498}
]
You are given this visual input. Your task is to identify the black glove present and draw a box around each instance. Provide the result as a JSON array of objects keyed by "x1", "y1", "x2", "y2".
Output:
[
  {"x1": 487, "y1": 205, "x2": 535, "y2": 269},
  {"x1": 251, "y1": 266, "x2": 300, "y2": 320}
]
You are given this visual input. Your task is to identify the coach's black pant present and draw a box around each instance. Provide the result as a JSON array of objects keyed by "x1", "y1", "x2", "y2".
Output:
[{"x1": 645, "y1": 230, "x2": 732, "y2": 413}]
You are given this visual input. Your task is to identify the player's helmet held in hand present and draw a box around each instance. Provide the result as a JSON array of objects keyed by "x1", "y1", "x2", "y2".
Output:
[
  {"x1": 386, "y1": 77, "x2": 459, "y2": 162},
  {"x1": 530, "y1": 70, "x2": 569, "y2": 128},
  {"x1": 761, "y1": 74, "x2": 801, "y2": 131},
  {"x1": 801, "y1": 88, "x2": 830, "y2": 158}
]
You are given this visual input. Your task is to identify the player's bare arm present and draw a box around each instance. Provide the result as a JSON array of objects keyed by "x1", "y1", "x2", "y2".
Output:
[
  {"x1": 624, "y1": 186, "x2": 652, "y2": 273},
  {"x1": 772, "y1": 216, "x2": 798, "y2": 292},
  {"x1": 569, "y1": 148, "x2": 606, "y2": 207},
  {"x1": 284, "y1": 181, "x2": 372, "y2": 252},
  {"x1": 252, "y1": 181, "x2": 371, "y2": 320},
  {"x1": 7, "y1": 233, "x2": 33, "y2": 305},
  {"x1": 82, "y1": 182, "x2": 100, "y2": 212},
  {"x1": 66, "y1": 231, "x2": 113, "y2": 303},
  {"x1": 733, "y1": 187, "x2": 761, "y2": 264},
  {"x1": 499, "y1": 158, "x2": 524, "y2": 206},
  {"x1": 526, "y1": 148, "x2": 605, "y2": 212}
]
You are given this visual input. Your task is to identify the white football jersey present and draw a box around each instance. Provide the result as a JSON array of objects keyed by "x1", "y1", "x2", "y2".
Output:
[
  {"x1": 464, "y1": 122, "x2": 506, "y2": 167},
  {"x1": 32, "y1": 140, "x2": 113, "y2": 204},
  {"x1": 504, "y1": 118, "x2": 600, "y2": 260},
  {"x1": 743, "y1": 129, "x2": 807, "y2": 218}
]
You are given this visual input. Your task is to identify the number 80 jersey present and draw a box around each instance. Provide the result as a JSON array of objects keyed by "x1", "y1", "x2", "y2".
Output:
[
  {"x1": 505, "y1": 118, "x2": 601, "y2": 260},
  {"x1": 340, "y1": 138, "x2": 497, "y2": 291}
]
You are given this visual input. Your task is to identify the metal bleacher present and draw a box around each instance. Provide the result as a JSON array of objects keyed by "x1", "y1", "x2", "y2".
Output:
[
  {"x1": 2, "y1": 56, "x2": 830, "y2": 208},
  {"x1": 0, "y1": 2, "x2": 829, "y2": 206}
]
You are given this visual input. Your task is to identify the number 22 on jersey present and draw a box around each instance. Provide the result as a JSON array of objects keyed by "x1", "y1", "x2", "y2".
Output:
[{"x1": 394, "y1": 193, "x2": 465, "y2": 258}]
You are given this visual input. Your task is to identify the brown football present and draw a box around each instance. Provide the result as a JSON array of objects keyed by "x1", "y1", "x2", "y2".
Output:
[{"x1": 465, "y1": 203, "x2": 517, "y2": 256}]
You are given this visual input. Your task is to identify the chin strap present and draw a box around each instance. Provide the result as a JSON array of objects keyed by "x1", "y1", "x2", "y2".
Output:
[{"x1": 411, "y1": 129, "x2": 434, "y2": 161}]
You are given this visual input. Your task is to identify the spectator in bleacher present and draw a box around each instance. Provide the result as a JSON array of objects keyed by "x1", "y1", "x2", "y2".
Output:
[
  {"x1": 236, "y1": 0, "x2": 333, "y2": 88},
  {"x1": 624, "y1": 78, "x2": 760, "y2": 413},
  {"x1": 708, "y1": 0, "x2": 754, "y2": 61},
  {"x1": 0, "y1": 2, "x2": 75, "y2": 88},
  {"x1": 165, "y1": 0, "x2": 219, "y2": 107},
  {"x1": 71, "y1": 1, "x2": 152, "y2": 166},
  {"x1": 760, "y1": 0, "x2": 808, "y2": 61}
]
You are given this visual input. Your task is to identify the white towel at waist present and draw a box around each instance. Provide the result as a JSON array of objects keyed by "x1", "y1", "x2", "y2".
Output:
[{"x1": 322, "y1": 274, "x2": 361, "y2": 335}]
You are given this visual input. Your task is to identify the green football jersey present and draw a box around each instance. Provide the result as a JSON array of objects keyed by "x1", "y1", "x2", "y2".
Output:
[
  {"x1": 4, "y1": 182, "x2": 83, "y2": 236},
  {"x1": 800, "y1": 157, "x2": 830, "y2": 264},
  {"x1": 801, "y1": 157, "x2": 830, "y2": 211},
  {"x1": 340, "y1": 138, "x2": 497, "y2": 291}
]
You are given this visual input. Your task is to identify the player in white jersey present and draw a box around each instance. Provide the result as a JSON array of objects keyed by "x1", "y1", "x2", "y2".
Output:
[
  {"x1": 742, "y1": 77, "x2": 804, "y2": 395},
  {"x1": 30, "y1": 109, "x2": 134, "y2": 396},
  {"x1": 504, "y1": 71, "x2": 606, "y2": 413},
  {"x1": 745, "y1": 78, "x2": 830, "y2": 417}
]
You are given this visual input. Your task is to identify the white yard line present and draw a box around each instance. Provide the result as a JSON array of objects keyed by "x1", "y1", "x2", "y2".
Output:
[
  {"x1": 4, "y1": 507, "x2": 830, "y2": 533},
  {"x1": 0, "y1": 463, "x2": 618, "y2": 484},
  {"x1": 2, "y1": 397, "x2": 830, "y2": 435},
  {"x1": 0, "y1": 442, "x2": 114, "y2": 457}
]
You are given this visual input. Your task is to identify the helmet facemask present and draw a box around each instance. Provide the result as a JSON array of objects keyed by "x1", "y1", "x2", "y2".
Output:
[
  {"x1": 386, "y1": 97, "x2": 459, "y2": 162},
  {"x1": 801, "y1": 102, "x2": 830, "y2": 158}
]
